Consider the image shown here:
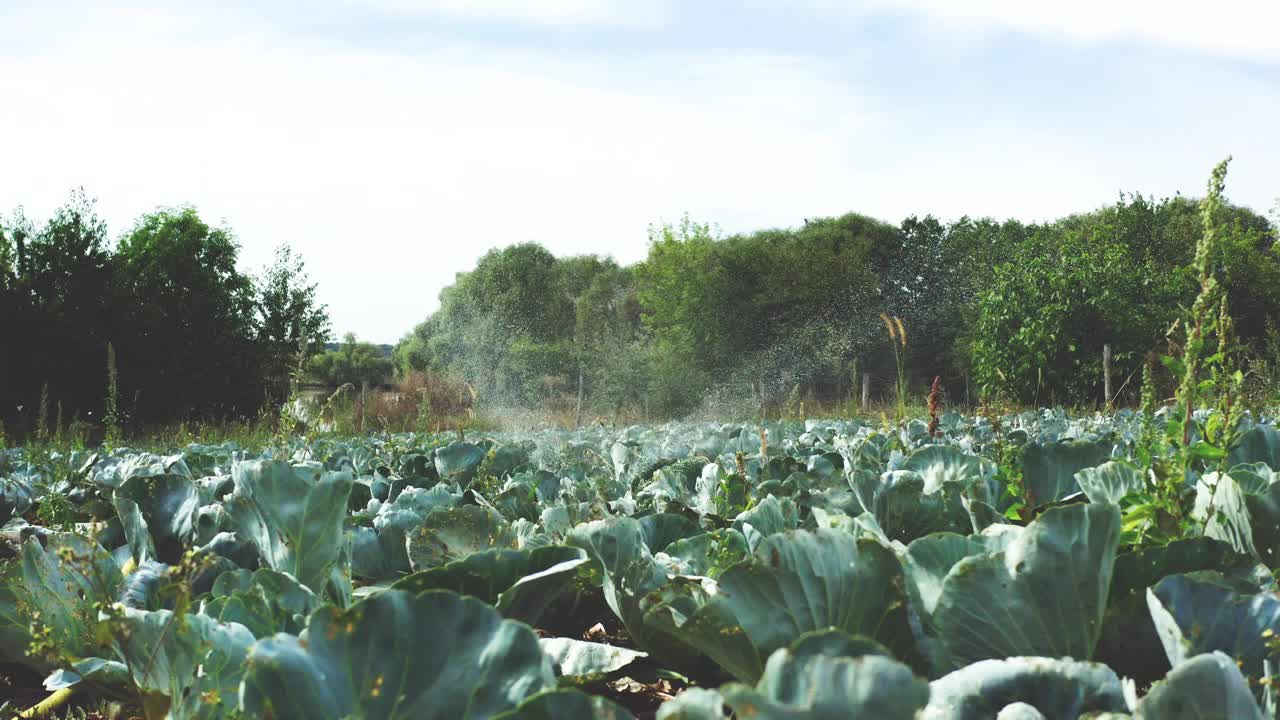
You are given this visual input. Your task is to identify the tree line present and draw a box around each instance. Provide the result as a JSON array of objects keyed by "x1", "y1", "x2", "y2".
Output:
[
  {"x1": 395, "y1": 192, "x2": 1280, "y2": 419},
  {"x1": 3, "y1": 185, "x2": 1275, "y2": 437},
  {"x1": 0, "y1": 190, "x2": 330, "y2": 438}
]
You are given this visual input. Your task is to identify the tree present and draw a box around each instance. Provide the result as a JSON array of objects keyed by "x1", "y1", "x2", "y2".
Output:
[
  {"x1": 17, "y1": 191, "x2": 116, "y2": 426},
  {"x1": 114, "y1": 206, "x2": 260, "y2": 420},
  {"x1": 257, "y1": 243, "x2": 330, "y2": 402},
  {"x1": 966, "y1": 192, "x2": 1279, "y2": 406},
  {"x1": 310, "y1": 334, "x2": 394, "y2": 388}
]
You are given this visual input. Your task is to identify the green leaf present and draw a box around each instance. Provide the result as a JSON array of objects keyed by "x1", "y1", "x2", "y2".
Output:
[
  {"x1": 1147, "y1": 573, "x2": 1280, "y2": 693},
  {"x1": 1021, "y1": 441, "x2": 1111, "y2": 506},
  {"x1": 644, "y1": 529, "x2": 919, "y2": 683},
  {"x1": 1135, "y1": 652, "x2": 1264, "y2": 719},
  {"x1": 434, "y1": 442, "x2": 486, "y2": 483},
  {"x1": 1189, "y1": 442, "x2": 1227, "y2": 462},
  {"x1": 538, "y1": 637, "x2": 646, "y2": 681},
  {"x1": 922, "y1": 657, "x2": 1127, "y2": 720},
  {"x1": 901, "y1": 445, "x2": 988, "y2": 497},
  {"x1": 719, "y1": 649, "x2": 929, "y2": 720},
  {"x1": 493, "y1": 689, "x2": 636, "y2": 719},
  {"x1": 391, "y1": 545, "x2": 586, "y2": 625},
  {"x1": 850, "y1": 470, "x2": 971, "y2": 544},
  {"x1": 566, "y1": 517, "x2": 700, "y2": 669},
  {"x1": 656, "y1": 688, "x2": 726, "y2": 720},
  {"x1": 659, "y1": 529, "x2": 749, "y2": 579},
  {"x1": 224, "y1": 460, "x2": 353, "y2": 596},
  {"x1": 1245, "y1": 482, "x2": 1280, "y2": 569},
  {"x1": 9, "y1": 533, "x2": 120, "y2": 665},
  {"x1": 1193, "y1": 474, "x2": 1260, "y2": 563},
  {"x1": 109, "y1": 607, "x2": 254, "y2": 719},
  {"x1": 405, "y1": 505, "x2": 520, "y2": 571},
  {"x1": 42, "y1": 657, "x2": 129, "y2": 692},
  {"x1": 113, "y1": 471, "x2": 200, "y2": 563},
  {"x1": 935, "y1": 503, "x2": 1121, "y2": 670},
  {"x1": 1096, "y1": 538, "x2": 1252, "y2": 688},
  {"x1": 202, "y1": 568, "x2": 318, "y2": 637},
  {"x1": 731, "y1": 495, "x2": 799, "y2": 551},
  {"x1": 241, "y1": 589, "x2": 554, "y2": 720},
  {"x1": 1074, "y1": 462, "x2": 1144, "y2": 506}
]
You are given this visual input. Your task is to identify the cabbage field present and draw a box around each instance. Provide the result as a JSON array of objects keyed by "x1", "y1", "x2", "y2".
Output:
[{"x1": 2, "y1": 409, "x2": 1280, "y2": 718}]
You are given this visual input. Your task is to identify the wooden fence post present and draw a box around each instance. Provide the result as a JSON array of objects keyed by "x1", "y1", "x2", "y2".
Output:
[
  {"x1": 359, "y1": 381, "x2": 368, "y2": 433},
  {"x1": 861, "y1": 373, "x2": 871, "y2": 409},
  {"x1": 1103, "y1": 344, "x2": 1113, "y2": 410}
]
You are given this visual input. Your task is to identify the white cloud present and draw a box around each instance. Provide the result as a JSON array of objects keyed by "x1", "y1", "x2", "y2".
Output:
[
  {"x1": 1, "y1": 3, "x2": 1276, "y2": 343},
  {"x1": 845, "y1": 0, "x2": 1280, "y2": 63},
  {"x1": 0, "y1": 27, "x2": 885, "y2": 341},
  {"x1": 342, "y1": 0, "x2": 673, "y2": 27}
]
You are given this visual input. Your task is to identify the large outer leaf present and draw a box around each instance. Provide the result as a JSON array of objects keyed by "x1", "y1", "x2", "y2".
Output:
[
  {"x1": 922, "y1": 657, "x2": 1127, "y2": 720},
  {"x1": 732, "y1": 495, "x2": 799, "y2": 551},
  {"x1": 719, "y1": 649, "x2": 929, "y2": 720},
  {"x1": 241, "y1": 589, "x2": 554, "y2": 720},
  {"x1": 202, "y1": 568, "x2": 318, "y2": 637},
  {"x1": 114, "y1": 496, "x2": 158, "y2": 564},
  {"x1": 405, "y1": 505, "x2": 519, "y2": 571},
  {"x1": 1193, "y1": 474, "x2": 1261, "y2": 562},
  {"x1": 659, "y1": 529, "x2": 749, "y2": 579},
  {"x1": 1096, "y1": 538, "x2": 1250, "y2": 688},
  {"x1": 902, "y1": 445, "x2": 986, "y2": 496},
  {"x1": 113, "y1": 472, "x2": 200, "y2": 563},
  {"x1": 225, "y1": 460, "x2": 352, "y2": 595},
  {"x1": 434, "y1": 442, "x2": 486, "y2": 483},
  {"x1": 935, "y1": 503, "x2": 1121, "y2": 669},
  {"x1": 903, "y1": 533, "x2": 990, "y2": 629},
  {"x1": 645, "y1": 529, "x2": 917, "y2": 683},
  {"x1": 1021, "y1": 441, "x2": 1110, "y2": 506},
  {"x1": 1074, "y1": 462, "x2": 1144, "y2": 506},
  {"x1": 1245, "y1": 482, "x2": 1280, "y2": 569},
  {"x1": 851, "y1": 471, "x2": 971, "y2": 544},
  {"x1": 656, "y1": 688, "x2": 727, "y2": 719},
  {"x1": 0, "y1": 475, "x2": 34, "y2": 524},
  {"x1": 566, "y1": 517, "x2": 702, "y2": 669},
  {"x1": 109, "y1": 607, "x2": 254, "y2": 719},
  {"x1": 391, "y1": 545, "x2": 586, "y2": 625},
  {"x1": 538, "y1": 637, "x2": 646, "y2": 681},
  {"x1": 0, "y1": 559, "x2": 31, "y2": 664},
  {"x1": 1228, "y1": 425, "x2": 1280, "y2": 469},
  {"x1": 639, "y1": 513, "x2": 702, "y2": 553},
  {"x1": 493, "y1": 689, "x2": 636, "y2": 719},
  {"x1": 4, "y1": 534, "x2": 120, "y2": 666},
  {"x1": 1135, "y1": 651, "x2": 1264, "y2": 720},
  {"x1": 1147, "y1": 573, "x2": 1280, "y2": 690}
]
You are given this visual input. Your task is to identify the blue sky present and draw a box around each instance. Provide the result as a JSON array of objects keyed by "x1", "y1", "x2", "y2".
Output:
[{"x1": 1, "y1": 0, "x2": 1277, "y2": 343}]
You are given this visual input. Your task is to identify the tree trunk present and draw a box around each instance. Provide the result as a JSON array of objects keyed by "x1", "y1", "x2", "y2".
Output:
[
  {"x1": 1103, "y1": 344, "x2": 1113, "y2": 410},
  {"x1": 861, "y1": 373, "x2": 871, "y2": 409}
]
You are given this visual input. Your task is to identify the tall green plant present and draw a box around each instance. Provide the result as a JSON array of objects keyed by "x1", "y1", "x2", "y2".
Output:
[
  {"x1": 1171, "y1": 158, "x2": 1239, "y2": 459},
  {"x1": 104, "y1": 342, "x2": 121, "y2": 447},
  {"x1": 35, "y1": 382, "x2": 49, "y2": 443}
]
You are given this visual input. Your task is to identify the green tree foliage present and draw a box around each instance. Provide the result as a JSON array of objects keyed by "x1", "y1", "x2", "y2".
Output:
[
  {"x1": 1, "y1": 191, "x2": 116, "y2": 429},
  {"x1": 114, "y1": 207, "x2": 261, "y2": 420},
  {"x1": 399, "y1": 185, "x2": 1278, "y2": 418},
  {"x1": 0, "y1": 192, "x2": 330, "y2": 437},
  {"x1": 257, "y1": 243, "x2": 331, "y2": 401},
  {"x1": 396, "y1": 244, "x2": 626, "y2": 408},
  {"x1": 969, "y1": 194, "x2": 1279, "y2": 405},
  {"x1": 311, "y1": 334, "x2": 394, "y2": 388}
]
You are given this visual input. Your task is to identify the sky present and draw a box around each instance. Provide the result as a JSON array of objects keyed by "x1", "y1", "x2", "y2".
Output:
[{"x1": 1, "y1": 1, "x2": 1277, "y2": 344}]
